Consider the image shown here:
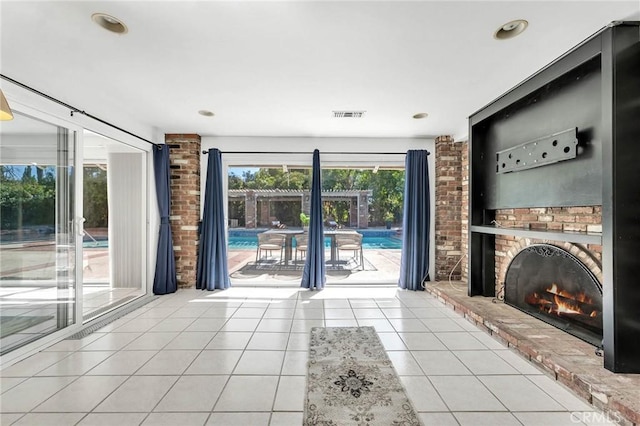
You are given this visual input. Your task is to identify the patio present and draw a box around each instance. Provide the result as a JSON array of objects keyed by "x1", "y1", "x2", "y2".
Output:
[{"x1": 228, "y1": 248, "x2": 402, "y2": 285}]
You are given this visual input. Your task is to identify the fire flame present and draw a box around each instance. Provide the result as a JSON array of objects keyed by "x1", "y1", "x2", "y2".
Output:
[
  {"x1": 546, "y1": 283, "x2": 592, "y2": 304},
  {"x1": 525, "y1": 282, "x2": 599, "y2": 319},
  {"x1": 553, "y1": 294, "x2": 583, "y2": 315}
]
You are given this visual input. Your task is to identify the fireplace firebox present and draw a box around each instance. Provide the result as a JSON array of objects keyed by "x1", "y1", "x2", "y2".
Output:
[{"x1": 504, "y1": 244, "x2": 602, "y2": 346}]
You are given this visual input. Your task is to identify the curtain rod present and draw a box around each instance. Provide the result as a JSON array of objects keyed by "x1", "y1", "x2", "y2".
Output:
[
  {"x1": 1, "y1": 74, "x2": 162, "y2": 149},
  {"x1": 202, "y1": 150, "x2": 429, "y2": 155}
]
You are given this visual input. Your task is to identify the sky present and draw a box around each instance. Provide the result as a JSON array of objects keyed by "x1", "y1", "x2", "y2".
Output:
[{"x1": 228, "y1": 167, "x2": 259, "y2": 178}]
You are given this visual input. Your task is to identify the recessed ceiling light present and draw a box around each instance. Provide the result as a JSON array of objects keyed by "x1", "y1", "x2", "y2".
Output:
[
  {"x1": 412, "y1": 113, "x2": 428, "y2": 119},
  {"x1": 198, "y1": 110, "x2": 215, "y2": 117},
  {"x1": 494, "y1": 19, "x2": 528, "y2": 40},
  {"x1": 92, "y1": 13, "x2": 128, "y2": 34}
]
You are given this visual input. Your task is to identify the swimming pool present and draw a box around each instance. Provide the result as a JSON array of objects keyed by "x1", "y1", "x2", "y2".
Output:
[
  {"x1": 83, "y1": 240, "x2": 108, "y2": 248},
  {"x1": 227, "y1": 233, "x2": 402, "y2": 250}
]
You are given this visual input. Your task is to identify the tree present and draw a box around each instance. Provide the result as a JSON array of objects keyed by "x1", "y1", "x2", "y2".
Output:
[
  {"x1": 244, "y1": 168, "x2": 309, "y2": 190},
  {"x1": 322, "y1": 168, "x2": 404, "y2": 226},
  {"x1": 0, "y1": 165, "x2": 56, "y2": 230},
  {"x1": 83, "y1": 166, "x2": 108, "y2": 228},
  {"x1": 322, "y1": 169, "x2": 357, "y2": 191},
  {"x1": 228, "y1": 172, "x2": 245, "y2": 189},
  {"x1": 367, "y1": 170, "x2": 404, "y2": 226},
  {"x1": 226, "y1": 166, "x2": 405, "y2": 228}
]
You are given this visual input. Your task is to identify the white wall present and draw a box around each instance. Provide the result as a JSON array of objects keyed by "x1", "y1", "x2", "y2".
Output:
[{"x1": 201, "y1": 136, "x2": 436, "y2": 282}]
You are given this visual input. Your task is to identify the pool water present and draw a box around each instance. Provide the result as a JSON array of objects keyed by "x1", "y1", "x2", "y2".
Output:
[
  {"x1": 228, "y1": 235, "x2": 402, "y2": 250},
  {"x1": 83, "y1": 240, "x2": 108, "y2": 248}
]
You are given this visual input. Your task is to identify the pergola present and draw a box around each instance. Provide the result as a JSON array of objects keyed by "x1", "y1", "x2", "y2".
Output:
[{"x1": 228, "y1": 189, "x2": 372, "y2": 228}]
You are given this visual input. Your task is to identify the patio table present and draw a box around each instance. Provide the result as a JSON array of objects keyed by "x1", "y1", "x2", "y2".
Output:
[
  {"x1": 263, "y1": 228, "x2": 360, "y2": 266},
  {"x1": 263, "y1": 229, "x2": 303, "y2": 265}
]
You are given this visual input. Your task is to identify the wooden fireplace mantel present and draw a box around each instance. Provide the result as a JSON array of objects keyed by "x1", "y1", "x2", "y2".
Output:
[{"x1": 468, "y1": 22, "x2": 640, "y2": 373}]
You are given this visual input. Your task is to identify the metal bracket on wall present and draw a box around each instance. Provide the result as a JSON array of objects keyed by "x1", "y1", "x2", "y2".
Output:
[{"x1": 496, "y1": 128, "x2": 578, "y2": 174}]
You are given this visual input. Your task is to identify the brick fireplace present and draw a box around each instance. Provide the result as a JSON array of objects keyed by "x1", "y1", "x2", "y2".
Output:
[
  {"x1": 494, "y1": 206, "x2": 603, "y2": 299},
  {"x1": 468, "y1": 22, "x2": 640, "y2": 373}
]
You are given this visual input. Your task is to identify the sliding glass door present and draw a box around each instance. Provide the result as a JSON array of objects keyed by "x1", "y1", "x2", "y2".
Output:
[
  {"x1": 0, "y1": 112, "x2": 77, "y2": 355},
  {"x1": 0, "y1": 112, "x2": 150, "y2": 359},
  {"x1": 223, "y1": 153, "x2": 404, "y2": 285},
  {"x1": 226, "y1": 164, "x2": 311, "y2": 284},
  {"x1": 82, "y1": 131, "x2": 146, "y2": 321}
]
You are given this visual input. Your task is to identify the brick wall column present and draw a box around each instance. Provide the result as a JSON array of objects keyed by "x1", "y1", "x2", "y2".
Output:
[
  {"x1": 434, "y1": 135, "x2": 464, "y2": 281},
  {"x1": 260, "y1": 199, "x2": 270, "y2": 226},
  {"x1": 165, "y1": 134, "x2": 201, "y2": 288},
  {"x1": 349, "y1": 197, "x2": 358, "y2": 227},
  {"x1": 302, "y1": 194, "x2": 310, "y2": 216},
  {"x1": 359, "y1": 193, "x2": 369, "y2": 228},
  {"x1": 245, "y1": 191, "x2": 256, "y2": 228}
]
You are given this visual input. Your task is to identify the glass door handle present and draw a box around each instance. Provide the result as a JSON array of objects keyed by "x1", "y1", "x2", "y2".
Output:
[{"x1": 76, "y1": 217, "x2": 86, "y2": 237}]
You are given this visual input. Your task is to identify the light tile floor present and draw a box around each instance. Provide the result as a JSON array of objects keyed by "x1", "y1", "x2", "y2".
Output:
[{"x1": 0, "y1": 286, "x2": 618, "y2": 426}]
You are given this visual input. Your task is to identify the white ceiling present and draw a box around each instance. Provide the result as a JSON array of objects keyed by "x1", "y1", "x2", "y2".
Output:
[{"x1": 1, "y1": 1, "x2": 638, "y2": 141}]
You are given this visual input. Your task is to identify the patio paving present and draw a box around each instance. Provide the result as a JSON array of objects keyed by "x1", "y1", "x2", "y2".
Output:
[{"x1": 228, "y1": 248, "x2": 402, "y2": 285}]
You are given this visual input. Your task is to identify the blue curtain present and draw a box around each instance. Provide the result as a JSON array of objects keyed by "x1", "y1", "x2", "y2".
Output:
[
  {"x1": 399, "y1": 149, "x2": 431, "y2": 291},
  {"x1": 196, "y1": 148, "x2": 231, "y2": 290},
  {"x1": 301, "y1": 149, "x2": 326, "y2": 290},
  {"x1": 152, "y1": 145, "x2": 177, "y2": 295}
]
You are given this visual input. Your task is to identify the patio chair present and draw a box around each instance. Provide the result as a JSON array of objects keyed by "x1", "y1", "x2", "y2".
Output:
[
  {"x1": 256, "y1": 232, "x2": 286, "y2": 264},
  {"x1": 270, "y1": 219, "x2": 287, "y2": 229},
  {"x1": 294, "y1": 234, "x2": 308, "y2": 264},
  {"x1": 335, "y1": 232, "x2": 364, "y2": 270}
]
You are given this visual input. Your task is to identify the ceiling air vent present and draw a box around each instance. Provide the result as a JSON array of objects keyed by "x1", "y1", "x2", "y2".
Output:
[{"x1": 333, "y1": 111, "x2": 366, "y2": 118}]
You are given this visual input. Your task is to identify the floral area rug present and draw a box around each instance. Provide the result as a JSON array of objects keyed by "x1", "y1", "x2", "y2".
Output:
[{"x1": 304, "y1": 326, "x2": 422, "y2": 425}]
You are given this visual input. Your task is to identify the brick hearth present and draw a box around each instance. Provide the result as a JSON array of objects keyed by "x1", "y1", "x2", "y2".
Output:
[{"x1": 427, "y1": 281, "x2": 640, "y2": 426}]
